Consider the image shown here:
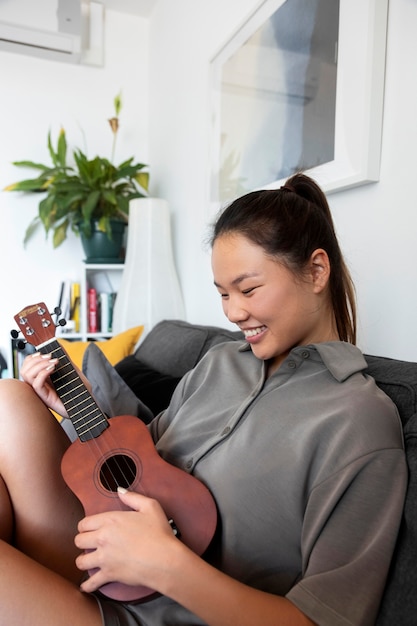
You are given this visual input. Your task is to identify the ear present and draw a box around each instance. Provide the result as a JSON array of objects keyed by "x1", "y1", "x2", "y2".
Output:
[{"x1": 309, "y1": 248, "x2": 331, "y2": 293}]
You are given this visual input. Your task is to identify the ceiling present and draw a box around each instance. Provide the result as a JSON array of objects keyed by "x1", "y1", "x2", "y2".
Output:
[{"x1": 100, "y1": 0, "x2": 158, "y2": 17}]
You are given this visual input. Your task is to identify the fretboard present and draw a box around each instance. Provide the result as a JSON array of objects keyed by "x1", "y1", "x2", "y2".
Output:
[{"x1": 39, "y1": 340, "x2": 108, "y2": 442}]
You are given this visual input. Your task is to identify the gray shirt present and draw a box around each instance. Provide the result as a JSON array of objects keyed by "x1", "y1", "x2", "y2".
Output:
[{"x1": 100, "y1": 341, "x2": 407, "y2": 626}]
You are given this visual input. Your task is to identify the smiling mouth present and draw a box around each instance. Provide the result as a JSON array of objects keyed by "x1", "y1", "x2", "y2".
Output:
[{"x1": 243, "y1": 326, "x2": 266, "y2": 339}]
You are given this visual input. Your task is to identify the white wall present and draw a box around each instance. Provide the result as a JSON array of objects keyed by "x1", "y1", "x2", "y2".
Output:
[
  {"x1": 147, "y1": 0, "x2": 417, "y2": 361},
  {"x1": 1, "y1": 0, "x2": 417, "y2": 371},
  {"x1": 0, "y1": 10, "x2": 149, "y2": 370}
]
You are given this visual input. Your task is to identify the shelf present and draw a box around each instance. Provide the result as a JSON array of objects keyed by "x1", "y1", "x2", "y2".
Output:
[
  {"x1": 59, "y1": 263, "x2": 124, "y2": 341},
  {"x1": 81, "y1": 263, "x2": 124, "y2": 340}
]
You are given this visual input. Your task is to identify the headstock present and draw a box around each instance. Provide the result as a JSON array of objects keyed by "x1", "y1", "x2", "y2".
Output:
[{"x1": 13, "y1": 302, "x2": 61, "y2": 349}]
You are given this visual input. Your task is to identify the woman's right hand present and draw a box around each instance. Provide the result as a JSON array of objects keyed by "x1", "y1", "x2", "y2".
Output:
[{"x1": 20, "y1": 352, "x2": 67, "y2": 418}]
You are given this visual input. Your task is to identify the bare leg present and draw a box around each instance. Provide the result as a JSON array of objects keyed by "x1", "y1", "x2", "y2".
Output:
[
  {"x1": 0, "y1": 379, "x2": 102, "y2": 625},
  {"x1": 1, "y1": 540, "x2": 102, "y2": 625}
]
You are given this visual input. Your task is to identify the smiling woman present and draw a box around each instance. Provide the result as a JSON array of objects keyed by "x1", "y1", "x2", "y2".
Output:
[
  {"x1": 0, "y1": 172, "x2": 407, "y2": 626},
  {"x1": 211, "y1": 233, "x2": 337, "y2": 374}
]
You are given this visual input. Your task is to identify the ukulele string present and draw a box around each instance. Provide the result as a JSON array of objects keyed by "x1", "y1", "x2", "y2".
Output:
[{"x1": 50, "y1": 346, "x2": 140, "y2": 503}]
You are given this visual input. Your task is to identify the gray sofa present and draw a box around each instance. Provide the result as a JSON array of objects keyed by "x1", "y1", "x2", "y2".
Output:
[{"x1": 82, "y1": 319, "x2": 417, "y2": 625}]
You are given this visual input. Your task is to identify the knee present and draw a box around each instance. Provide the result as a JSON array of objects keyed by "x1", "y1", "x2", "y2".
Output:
[
  {"x1": 0, "y1": 377, "x2": 28, "y2": 400},
  {"x1": 0, "y1": 377, "x2": 30, "y2": 396},
  {"x1": 0, "y1": 378, "x2": 45, "y2": 420},
  {"x1": 0, "y1": 378, "x2": 62, "y2": 444}
]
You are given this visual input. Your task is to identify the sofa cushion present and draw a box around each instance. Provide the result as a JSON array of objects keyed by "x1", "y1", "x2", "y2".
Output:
[
  {"x1": 376, "y1": 411, "x2": 417, "y2": 625},
  {"x1": 115, "y1": 355, "x2": 181, "y2": 417},
  {"x1": 134, "y1": 319, "x2": 243, "y2": 378},
  {"x1": 363, "y1": 354, "x2": 417, "y2": 624},
  {"x1": 59, "y1": 325, "x2": 144, "y2": 370},
  {"x1": 364, "y1": 354, "x2": 417, "y2": 427},
  {"x1": 82, "y1": 342, "x2": 154, "y2": 424}
]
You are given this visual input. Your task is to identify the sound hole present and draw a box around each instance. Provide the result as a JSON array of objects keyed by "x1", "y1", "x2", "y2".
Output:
[{"x1": 100, "y1": 454, "x2": 137, "y2": 492}]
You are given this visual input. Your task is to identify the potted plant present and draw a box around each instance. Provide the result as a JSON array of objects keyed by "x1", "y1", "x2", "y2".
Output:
[{"x1": 4, "y1": 93, "x2": 149, "y2": 261}]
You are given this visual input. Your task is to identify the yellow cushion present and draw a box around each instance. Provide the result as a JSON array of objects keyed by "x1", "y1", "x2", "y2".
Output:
[{"x1": 58, "y1": 326, "x2": 144, "y2": 370}]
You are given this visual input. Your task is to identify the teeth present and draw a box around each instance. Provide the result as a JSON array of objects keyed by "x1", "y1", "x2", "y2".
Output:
[{"x1": 244, "y1": 327, "x2": 264, "y2": 338}]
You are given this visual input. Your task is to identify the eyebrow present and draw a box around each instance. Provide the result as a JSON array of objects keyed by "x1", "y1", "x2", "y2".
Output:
[{"x1": 213, "y1": 271, "x2": 260, "y2": 289}]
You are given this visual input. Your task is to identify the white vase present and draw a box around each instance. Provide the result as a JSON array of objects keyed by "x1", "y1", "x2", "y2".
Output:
[{"x1": 112, "y1": 198, "x2": 185, "y2": 337}]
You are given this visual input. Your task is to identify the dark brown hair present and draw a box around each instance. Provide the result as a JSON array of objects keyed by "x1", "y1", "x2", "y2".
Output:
[{"x1": 211, "y1": 173, "x2": 356, "y2": 344}]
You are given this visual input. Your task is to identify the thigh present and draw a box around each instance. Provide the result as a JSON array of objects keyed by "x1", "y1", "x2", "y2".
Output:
[
  {"x1": 0, "y1": 540, "x2": 102, "y2": 626},
  {"x1": 0, "y1": 378, "x2": 84, "y2": 582}
]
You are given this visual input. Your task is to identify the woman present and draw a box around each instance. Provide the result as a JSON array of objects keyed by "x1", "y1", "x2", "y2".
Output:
[{"x1": 0, "y1": 173, "x2": 406, "y2": 625}]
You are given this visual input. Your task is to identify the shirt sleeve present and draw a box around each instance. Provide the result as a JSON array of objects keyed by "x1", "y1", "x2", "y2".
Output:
[{"x1": 287, "y1": 447, "x2": 407, "y2": 626}]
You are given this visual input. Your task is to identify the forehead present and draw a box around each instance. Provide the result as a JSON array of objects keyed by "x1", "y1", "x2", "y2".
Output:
[
  {"x1": 211, "y1": 233, "x2": 285, "y2": 284},
  {"x1": 212, "y1": 233, "x2": 265, "y2": 264}
]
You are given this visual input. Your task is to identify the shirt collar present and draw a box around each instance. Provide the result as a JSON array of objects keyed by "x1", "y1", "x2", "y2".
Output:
[
  {"x1": 297, "y1": 342, "x2": 367, "y2": 382},
  {"x1": 238, "y1": 340, "x2": 367, "y2": 382}
]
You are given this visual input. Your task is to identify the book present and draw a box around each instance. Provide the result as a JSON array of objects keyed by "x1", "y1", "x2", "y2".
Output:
[
  {"x1": 108, "y1": 292, "x2": 117, "y2": 333},
  {"x1": 99, "y1": 292, "x2": 110, "y2": 333},
  {"x1": 70, "y1": 282, "x2": 81, "y2": 332},
  {"x1": 87, "y1": 288, "x2": 98, "y2": 333}
]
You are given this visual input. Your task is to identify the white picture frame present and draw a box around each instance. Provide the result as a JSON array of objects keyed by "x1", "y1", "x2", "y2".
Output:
[{"x1": 209, "y1": 0, "x2": 389, "y2": 203}]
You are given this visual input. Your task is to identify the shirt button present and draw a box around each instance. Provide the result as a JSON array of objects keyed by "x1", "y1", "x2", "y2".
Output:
[
  {"x1": 221, "y1": 426, "x2": 231, "y2": 436},
  {"x1": 301, "y1": 350, "x2": 310, "y2": 359},
  {"x1": 185, "y1": 459, "x2": 193, "y2": 469},
  {"x1": 288, "y1": 360, "x2": 296, "y2": 369}
]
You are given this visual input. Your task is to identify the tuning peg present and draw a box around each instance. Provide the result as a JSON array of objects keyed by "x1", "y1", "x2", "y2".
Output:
[
  {"x1": 53, "y1": 306, "x2": 67, "y2": 329},
  {"x1": 10, "y1": 332, "x2": 27, "y2": 351}
]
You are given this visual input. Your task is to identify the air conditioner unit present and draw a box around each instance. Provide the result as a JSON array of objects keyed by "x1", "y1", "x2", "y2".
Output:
[{"x1": 0, "y1": 0, "x2": 103, "y2": 66}]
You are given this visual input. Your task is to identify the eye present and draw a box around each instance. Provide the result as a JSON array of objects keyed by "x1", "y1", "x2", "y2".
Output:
[{"x1": 242, "y1": 287, "x2": 256, "y2": 295}]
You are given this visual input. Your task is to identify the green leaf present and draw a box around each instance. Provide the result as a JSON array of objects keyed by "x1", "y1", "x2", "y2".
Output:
[
  {"x1": 135, "y1": 172, "x2": 149, "y2": 191},
  {"x1": 11, "y1": 160, "x2": 50, "y2": 171},
  {"x1": 39, "y1": 195, "x2": 57, "y2": 232},
  {"x1": 4, "y1": 177, "x2": 49, "y2": 192},
  {"x1": 101, "y1": 189, "x2": 117, "y2": 206},
  {"x1": 56, "y1": 128, "x2": 67, "y2": 167},
  {"x1": 47, "y1": 131, "x2": 59, "y2": 167},
  {"x1": 114, "y1": 92, "x2": 122, "y2": 117},
  {"x1": 81, "y1": 190, "x2": 101, "y2": 221},
  {"x1": 117, "y1": 157, "x2": 134, "y2": 169},
  {"x1": 97, "y1": 215, "x2": 110, "y2": 235},
  {"x1": 116, "y1": 163, "x2": 145, "y2": 179},
  {"x1": 23, "y1": 217, "x2": 41, "y2": 247},
  {"x1": 116, "y1": 196, "x2": 129, "y2": 215},
  {"x1": 53, "y1": 220, "x2": 69, "y2": 248}
]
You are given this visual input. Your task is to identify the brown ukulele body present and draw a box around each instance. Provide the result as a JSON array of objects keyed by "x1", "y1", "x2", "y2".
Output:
[{"x1": 61, "y1": 414, "x2": 216, "y2": 602}]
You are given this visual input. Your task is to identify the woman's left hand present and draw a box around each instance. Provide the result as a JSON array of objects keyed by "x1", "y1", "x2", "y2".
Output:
[{"x1": 74, "y1": 490, "x2": 179, "y2": 593}]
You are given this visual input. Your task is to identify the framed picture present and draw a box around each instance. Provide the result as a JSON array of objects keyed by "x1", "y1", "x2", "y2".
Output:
[{"x1": 209, "y1": 0, "x2": 388, "y2": 204}]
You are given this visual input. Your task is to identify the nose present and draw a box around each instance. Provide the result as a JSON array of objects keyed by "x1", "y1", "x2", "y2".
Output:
[{"x1": 224, "y1": 296, "x2": 249, "y2": 324}]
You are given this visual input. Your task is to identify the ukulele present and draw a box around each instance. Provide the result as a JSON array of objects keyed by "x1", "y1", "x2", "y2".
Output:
[{"x1": 14, "y1": 302, "x2": 217, "y2": 603}]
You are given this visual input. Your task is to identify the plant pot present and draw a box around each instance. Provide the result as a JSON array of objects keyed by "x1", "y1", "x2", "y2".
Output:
[{"x1": 80, "y1": 219, "x2": 126, "y2": 264}]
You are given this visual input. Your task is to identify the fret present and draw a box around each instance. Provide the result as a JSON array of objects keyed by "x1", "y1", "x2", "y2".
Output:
[{"x1": 41, "y1": 339, "x2": 108, "y2": 442}]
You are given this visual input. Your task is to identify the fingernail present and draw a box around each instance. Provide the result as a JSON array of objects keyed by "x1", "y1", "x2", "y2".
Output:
[{"x1": 117, "y1": 486, "x2": 128, "y2": 494}]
